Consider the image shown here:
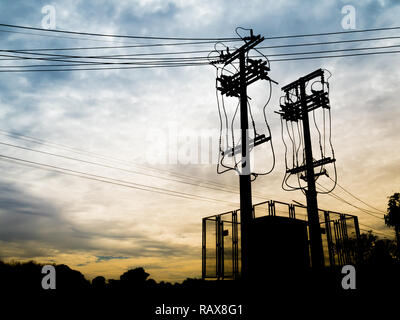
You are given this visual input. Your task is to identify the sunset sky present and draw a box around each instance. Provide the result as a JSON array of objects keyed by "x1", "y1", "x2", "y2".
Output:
[{"x1": 0, "y1": 0, "x2": 399, "y2": 282}]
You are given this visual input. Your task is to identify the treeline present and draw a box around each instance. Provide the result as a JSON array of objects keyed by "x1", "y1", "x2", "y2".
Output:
[
  {"x1": 1, "y1": 231, "x2": 399, "y2": 293},
  {"x1": 0, "y1": 260, "x2": 203, "y2": 293},
  {"x1": 1, "y1": 232, "x2": 399, "y2": 318}
]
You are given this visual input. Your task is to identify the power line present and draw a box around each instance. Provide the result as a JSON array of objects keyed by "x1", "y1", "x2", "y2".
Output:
[
  {"x1": 359, "y1": 223, "x2": 393, "y2": 238},
  {"x1": 0, "y1": 140, "x2": 268, "y2": 200},
  {"x1": 5, "y1": 42, "x2": 400, "y2": 62},
  {"x1": 359, "y1": 228, "x2": 392, "y2": 238},
  {"x1": 326, "y1": 176, "x2": 386, "y2": 214},
  {"x1": 317, "y1": 182, "x2": 384, "y2": 220},
  {"x1": 258, "y1": 35, "x2": 400, "y2": 50},
  {"x1": 262, "y1": 26, "x2": 400, "y2": 40},
  {"x1": 0, "y1": 23, "x2": 239, "y2": 41},
  {"x1": 1, "y1": 34, "x2": 400, "y2": 72},
  {"x1": 0, "y1": 62, "x2": 209, "y2": 72},
  {"x1": 0, "y1": 28, "x2": 144, "y2": 45},
  {"x1": 268, "y1": 49, "x2": 400, "y2": 62},
  {"x1": 263, "y1": 43, "x2": 400, "y2": 58},
  {"x1": 4, "y1": 22, "x2": 399, "y2": 42},
  {"x1": 0, "y1": 153, "x2": 239, "y2": 206},
  {"x1": 0, "y1": 129, "x2": 268, "y2": 199},
  {"x1": 3, "y1": 44, "x2": 400, "y2": 70},
  {"x1": 3, "y1": 34, "x2": 400, "y2": 54},
  {"x1": 2, "y1": 49, "x2": 400, "y2": 72},
  {"x1": 0, "y1": 50, "x2": 211, "y2": 61},
  {"x1": 0, "y1": 53, "x2": 210, "y2": 67}
]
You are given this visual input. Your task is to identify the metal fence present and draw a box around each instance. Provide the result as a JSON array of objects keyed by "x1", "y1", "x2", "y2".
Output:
[{"x1": 202, "y1": 200, "x2": 360, "y2": 279}]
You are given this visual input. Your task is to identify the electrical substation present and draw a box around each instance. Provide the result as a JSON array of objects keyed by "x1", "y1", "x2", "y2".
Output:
[{"x1": 203, "y1": 29, "x2": 361, "y2": 280}]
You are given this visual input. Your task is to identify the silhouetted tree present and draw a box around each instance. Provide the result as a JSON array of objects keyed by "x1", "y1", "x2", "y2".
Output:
[
  {"x1": 358, "y1": 231, "x2": 378, "y2": 262},
  {"x1": 55, "y1": 264, "x2": 90, "y2": 290},
  {"x1": 385, "y1": 192, "x2": 400, "y2": 258},
  {"x1": 92, "y1": 276, "x2": 106, "y2": 289},
  {"x1": 120, "y1": 267, "x2": 149, "y2": 290}
]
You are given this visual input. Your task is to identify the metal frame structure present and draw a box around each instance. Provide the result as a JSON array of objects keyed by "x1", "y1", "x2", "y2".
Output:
[{"x1": 202, "y1": 200, "x2": 360, "y2": 280}]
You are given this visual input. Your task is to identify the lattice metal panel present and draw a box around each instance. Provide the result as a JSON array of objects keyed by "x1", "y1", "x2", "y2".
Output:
[{"x1": 202, "y1": 201, "x2": 360, "y2": 279}]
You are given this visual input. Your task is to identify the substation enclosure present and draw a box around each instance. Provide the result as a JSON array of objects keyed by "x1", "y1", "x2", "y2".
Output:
[
  {"x1": 248, "y1": 215, "x2": 310, "y2": 277},
  {"x1": 202, "y1": 200, "x2": 360, "y2": 280}
]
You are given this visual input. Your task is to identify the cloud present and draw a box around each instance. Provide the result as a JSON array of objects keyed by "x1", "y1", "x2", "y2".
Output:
[
  {"x1": 95, "y1": 255, "x2": 129, "y2": 262},
  {"x1": 0, "y1": 0, "x2": 399, "y2": 281}
]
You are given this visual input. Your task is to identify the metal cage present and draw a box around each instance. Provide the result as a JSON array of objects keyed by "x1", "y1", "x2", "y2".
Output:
[{"x1": 202, "y1": 200, "x2": 360, "y2": 279}]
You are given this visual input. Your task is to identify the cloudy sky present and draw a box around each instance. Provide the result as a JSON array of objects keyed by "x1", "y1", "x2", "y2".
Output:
[{"x1": 0, "y1": 0, "x2": 399, "y2": 282}]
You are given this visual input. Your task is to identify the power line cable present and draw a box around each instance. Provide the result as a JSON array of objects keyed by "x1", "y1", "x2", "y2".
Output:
[
  {"x1": 261, "y1": 26, "x2": 400, "y2": 40},
  {"x1": 3, "y1": 34, "x2": 400, "y2": 54},
  {"x1": 0, "y1": 28, "x2": 145, "y2": 45},
  {"x1": 0, "y1": 62, "x2": 209, "y2": 72},
  {"x1": 2, "y1": 44, "x2": 400, "y2": 72},
  {"x1": 326, "y1": 176, "x2": 386, "y2": 214},
  {"x1": 268, "y1": 49, "x2": 400, "y2": 62},
  {"x1": 359, "y1": 223, "x2": 393, "y2": 238},
  {"x1": 261, "y1": 43, "x2": 400, "y2": 57},
  {"x1": 0, "y1": 129, "x2": 268, "y2": 198},
  {"x1": 317, "y1": 182, "x2": 384, "y2": 220},
  {"x1": 0, "y1": 140, "x2": 268, "y2": 200},
  {"x1": 0, "y1": 23, "x2": 240, "y2": 41},
  {"x1": 0, "y1": 153, "x2": 239, "y2": 206},
  {"x1": 4, "y1": 43, "x2": 400, "y2": 68},
  {"x1": 258, "y1": 35, "x2": 400, "y2": 50}
]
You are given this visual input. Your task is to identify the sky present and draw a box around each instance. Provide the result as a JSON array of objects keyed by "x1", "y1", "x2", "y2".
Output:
[{"x1": 0, "y1": 0, "x2": 399, "y2": 282}]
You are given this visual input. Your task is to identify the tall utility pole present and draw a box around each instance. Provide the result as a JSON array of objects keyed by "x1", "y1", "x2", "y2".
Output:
[
  {"x1": 299, "y1": 77, "x2": 324, "y2": 268},
  {"x1": 212, "y1": 31, "x2": 273, "y2": 278},
  {"x1": 238, "y1": 50, "x2": 252, "y2": 278},
  {"x1": 279, "y1": 69, "x2": 335, "y2": 268}
]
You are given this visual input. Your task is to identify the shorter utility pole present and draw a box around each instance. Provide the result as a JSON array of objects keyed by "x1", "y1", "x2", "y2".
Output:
[{"x1": 278, "y1": 69, "x2": 335, "y2": 268}]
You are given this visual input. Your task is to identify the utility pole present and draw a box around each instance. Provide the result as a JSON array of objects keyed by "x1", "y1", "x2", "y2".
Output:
[
  {"x1": 211, "y1": 31, "x2": 274, "y2": 278},
  {"x1": 278, "y1": 69, "x2": 335, "y2": 268},
  {"x1": 299, "y1": 78, "x2": 324, "y2": 268},
  {"x1": 238, "y1": 50, "x2": 252, "y2": 278}
]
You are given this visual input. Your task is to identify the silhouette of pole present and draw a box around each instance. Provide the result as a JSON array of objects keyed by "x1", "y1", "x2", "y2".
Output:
[
  {"x1": 299, "y1": 79, "x2": 324, "y2": 268},
  {"x1": 239, "y1": 51, "x2": 253, "y2": 279}
]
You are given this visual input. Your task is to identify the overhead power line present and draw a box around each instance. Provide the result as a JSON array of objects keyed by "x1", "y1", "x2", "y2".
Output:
[
  {"x1": 2, "y1": 34, "x2": 399, "y2": 54},
  {"x1": 2, "y1": 35, "x2": 398, "y2": 55},
  {"x1": 259, "y1": 35, "x2": 400, "y2": 50},
  {"x1": 0, "y1": 23, "x2": 240, "y2": 41},
  {"x1": 269, "y1": 49, "x2": 400, "y2": 62},
  {"x1": 0, "y1": 28, "x2": 141, "y2": 45},
  {"x1": 316, "y1": 182, "x2": 384, "y2": 220},
  {"x1": 0, "y1": 140, "x2": 268, "y2": 200},
  {"x1": 0, "y1": 129, "x2": 268, "y2": 199},
  {"x1": 2, "y1": 43, "x2": 400, "y2": 70},
  {"x1": 3, "y1": 42, "x2": 400, "y2": 61},
  {"x1": 326, "y1": 176, "x2": 386, "y2": 214},
  {"x1": 0, "y1": 63, "x2": 209, "y2": 72},
  {"x1": 0, "y1": 153, "x2": 239, "y2": 206},
  {"x1": 359, "y1": 227, "x2": 392, "y2": 238},
  {"x1": 1, "y1": 50, "x2": 400, "y2": 72},
  {"x1": 359, "y1": 223, "x2": 393, "y2": 238},
  {"x1": 0, "y1": 25, "x2": 400, "y2": 72},
  {"x1": 2, "y1": 22, "x2": 400, "y2": 42},
  {"x1": 262, "y1": 26, "x2": 400, "y2": 40}
]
